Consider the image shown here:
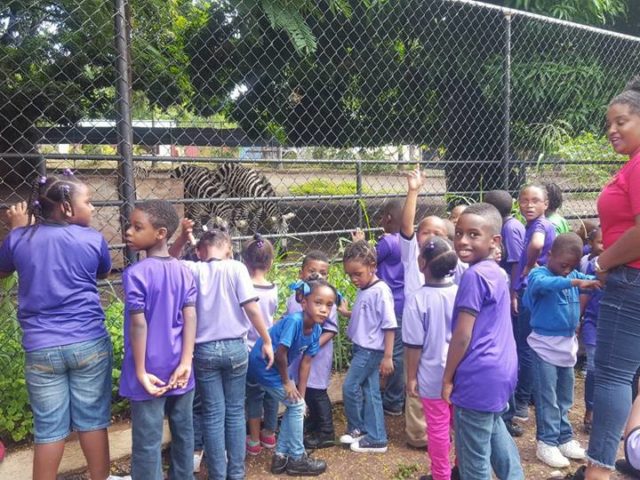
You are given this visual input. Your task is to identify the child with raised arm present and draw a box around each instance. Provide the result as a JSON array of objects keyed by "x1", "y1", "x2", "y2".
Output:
[
  {"x1": 442, "y1": 203, "x2": 523, "y2": 480},
  {"x1": 120, "y1": 200, "x2": 197, "y2": 480},
  {"x1": 512, "y1": 184, "x2": 556, "y2": 422},
  {"x1": 524, "y1": 233, "x2": 600, "y2": 468},
  {"x1": 403, "y1": 236, "x2": 459, "y2": 480},
  {"x1": 243, "y1": 234, "x2": 280, "y2": 456},
  {"x1": 0, "y1": 173, "x2": 127, "y2": 480},
  {"x1": 285, "y1": 250, "x2": 339, "y2": 450},
  {"x1": 169, "y1": 221, "x2": 274, "y2": 480},
  {"x1": 340, "y1": 240, "x2": 397, "y2": 453},
  {"x1": 248, "y1": 276, "x2": 336, "y2": 476}
]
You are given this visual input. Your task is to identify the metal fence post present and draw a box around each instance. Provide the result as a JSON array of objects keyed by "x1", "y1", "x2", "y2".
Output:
[
  {"x1": 356, "y1": 159, "x2": 363, "y2": 228},
  {"x1": 114, "y1": 0, "x2": 136, "y2": 265},
  {"x1": 502, "y1": 12, "x2": 512, "y2": 192}
]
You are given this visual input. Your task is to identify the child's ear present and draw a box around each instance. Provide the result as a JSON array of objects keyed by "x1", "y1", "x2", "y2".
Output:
[
  {"x1": 156, "y1": 226, "x2": 168, "y2": 240},
  {"x1": 491, "y1": 234, "x2": 502, "y2": 252}
]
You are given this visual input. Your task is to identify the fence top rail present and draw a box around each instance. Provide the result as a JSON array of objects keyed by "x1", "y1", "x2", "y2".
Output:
[{"x1": 449, "y1": 0, "x2": 640, "y2": 43}]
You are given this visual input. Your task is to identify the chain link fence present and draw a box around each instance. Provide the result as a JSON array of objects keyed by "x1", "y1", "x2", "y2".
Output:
[{"x1": 2, "y1": 0, "x2": 640, "y2": 442}]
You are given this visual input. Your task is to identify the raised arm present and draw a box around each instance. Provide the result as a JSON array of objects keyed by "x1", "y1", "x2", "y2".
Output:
[{"x1": 401, "y1": 169, "x2": 426, "y2": 238}]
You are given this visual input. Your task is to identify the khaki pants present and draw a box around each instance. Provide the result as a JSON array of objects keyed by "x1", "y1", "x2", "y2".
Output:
[{"x1": 404, "y1": 381, "x2": 427, "y2": 448}]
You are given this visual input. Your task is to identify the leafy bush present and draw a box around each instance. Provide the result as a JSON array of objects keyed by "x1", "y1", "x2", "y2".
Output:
[{"x1": 289, "y1": 179, "x2": 373, "y2": 196}]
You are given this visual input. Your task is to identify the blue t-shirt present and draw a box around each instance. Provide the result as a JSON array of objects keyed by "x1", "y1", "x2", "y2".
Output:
[
  {"x1": 248, "y1": 312, "x2": 321, "y2": 389},
  {"x1": 500, "y1": 217, "x2": 525, "y2": 276},
  {"x1": 0, "y1": 223, "x2": 111, "y2": 352}
]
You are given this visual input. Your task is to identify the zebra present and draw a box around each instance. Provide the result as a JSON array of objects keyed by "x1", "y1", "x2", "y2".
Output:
[
  {"x1": 211, "y1": 162, "x2": 295, "y2": 248},
  {"x1": 170, "y1": 164, "x2": 234, "y2": 232}
]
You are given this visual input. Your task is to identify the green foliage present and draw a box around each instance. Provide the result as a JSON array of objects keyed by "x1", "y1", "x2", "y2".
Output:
[
  {"x1": 392, "y1": 463, "x2": 420, "y2": 480},
  {"x1": 104, "y1": 298, "x2": 128, "y2": 416},
  {"x1": 289, "y1": 179, "x2": 373, "y2": 196},
  {"x1": 505, "y1": 0, "x2": 627, "y2": 25}
]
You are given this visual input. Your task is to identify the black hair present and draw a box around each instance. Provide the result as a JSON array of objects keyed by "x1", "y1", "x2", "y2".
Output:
[
  {"x1": 295, "y1": 272, "x2": 338, "y2": 304},
  {"x1": 551, "y1": 232, "x2": 583, "y2": 259},
  {"x1": 197, "y1": 225, "x2": 231, "y2": 250},
  {"x1": 242, "y1": 233, "x2": 274, "y2": 271},
  {"x1": 587, "y1": 225, "x2": 602, "y2": 242},
  {"x1": 543, "y1": 182, "x2": 564, "y2": 213},
  {"x1": 302, "y1": 250, "x2": 330, "y2": 268},
  {"x1": 576, "y1": 219, "x2": 598, "y2": 244},
  {"x1": 443, "y1": 218, "x2": 455, "y2": 242},
  {"x1": 461, "y1": 203, "x2": 503, "y2": 236},
  {"x1": 136, "y1": 200, "x2": 180, "y2": 238},
  {"x1": 343, "y1": 240, "x2": 377, "y2": 266},
  {"x1": 519, "y1": 183, "x2": 548, "y2": 200},
  {"x1": 420, "y1": 236, "x2": 458, "y2": 280},
  {"x1": 609, "y1": 76, "x2": 640, "y2": 114},
  {"x1": 380, "y1": 199, "x2": 402, "y2": 217},
  {"x1": 484, "y1": 190, "x2": 514, "y2": 218},
  {"x1": 26, "y1": 171, "x2": 82, "y2": 225}
]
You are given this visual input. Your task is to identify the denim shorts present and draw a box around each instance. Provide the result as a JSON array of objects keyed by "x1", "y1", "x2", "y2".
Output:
[{"x1": 25, "y1": 336, "x2": 113, "y2": 443}]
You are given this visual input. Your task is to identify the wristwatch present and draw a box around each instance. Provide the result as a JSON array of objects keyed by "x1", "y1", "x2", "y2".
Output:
[{"x1": 594, "y1": 257, "x2": 607, "y2": 274}]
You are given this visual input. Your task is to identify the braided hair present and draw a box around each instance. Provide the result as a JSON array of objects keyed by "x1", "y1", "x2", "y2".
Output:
[
  {"x1": 610, "y1": 76, "x2": 640, "y2": 114},
  {"x1": 343, "y1": 240, "x2": 377, "y2": 267},
  {"x1": 196, "y1": 224, "x2": 231, "y2": 250},
  {"x1": 242, "y1": 233, "x2": 274, "y2": 271},
  {"x1": 24, "y1": 170, "x2": 81, "y2": 236},
  {"x1": 420, "y1": 236, "x2": 458, "y2": 280},
  {"x1": 295, "y1": 272, "x2": 338, "y2": 304}
]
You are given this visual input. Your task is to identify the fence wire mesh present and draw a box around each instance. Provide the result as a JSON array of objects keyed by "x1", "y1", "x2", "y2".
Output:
[{"x1": 2, "y1": 0, "x2": 640, "y2": 442}]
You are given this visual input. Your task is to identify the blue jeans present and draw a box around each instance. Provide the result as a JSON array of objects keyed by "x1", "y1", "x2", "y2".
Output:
[
  {"x1": 531, "y1": 350, "x2": 574, "y2": 446},
  {"x1": 342, "y1": 344, "x2": 387, "y2": 444},
  {"x1": 587, "y1": 266, "x2": 640, "y2": 468},
  {"x1": 514, "y1": 291, "x2": 533, "y2": 414},
  {"x1": 454, "y1": 406, "x2": 524, "y2": 480},
  {"x1": 246, "y1": 379, "x2": 279, "y2": 432},
  {"x1": 25, "y1": 336, "x2": 113, "y2": 444},
  {"x1": 382, "y1": 320, "x2": 404, "y2": 412},
  {"x1": 195, "y1": 339, "x2": 248, "y2": 480},
  {"x1": 584, "y1": 344, "x2": 595, "y2": 412},
  {"x1": 192, "y1": 389, "x2": 204, "y2": 451},
  {"x1": 131, "y1": 390, "x2": 194, "y2": 480},
  {"x1": 263, "y1": 385, "x2": 306, "y2": 459}
]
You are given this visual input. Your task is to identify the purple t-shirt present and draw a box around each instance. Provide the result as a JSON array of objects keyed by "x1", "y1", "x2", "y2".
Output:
[
  {"x1": 451, "y1": 260, "x2": 517, "y2": 412},
  {"x1": 500, "y1": 217, "x2": 525, "y2": 276},
  {"x1": 514, "y1": 217, "x2": 556, "y2": 291},
  {"x1": 402, "y1": 282, "x2": 458, "y2": 399},
  {"x1": 376, "y1": 233, "x2": 405, "y2": 318},
  {"x1": 246, "y1": 284, "x2": 278, "y2": 349},
  {"x1": 182, "y1": 258, "x2": 258, "y2": 343},
  {"x1": 347, "y1": 280, "x2": 397, "y2": 351},
  {"x1": 120, "y1": 257, "x2": 197, "y2": 401},
  {"x1": 581, "y1": 258, "x2": 602, "y2": 347},
  {"x1": 0, "y1": 223, "x2": 111, "y2": 352},
  {"x1": 286, "y1": 293, "x2": 339, "y2": 390}
]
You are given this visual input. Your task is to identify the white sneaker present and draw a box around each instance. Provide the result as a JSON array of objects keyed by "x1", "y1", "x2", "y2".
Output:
[
  {"x1": 536, "y1": 441, "x2": 570, "y2": 468},
  {"x1": 350, "y1": 438, "x2": 388, "y2": 453},
  {"x1": 339, "y1": 429, "x2": 365, "y2": 445},
  {"x1": 559, "y1": 439, "x2": 586, "y2": 460},
  {"x1": 193, "y1": 450, "x2": 204, "y2": 473},
  {"x1": 107, "y1": 476, "x2": 132, "y2": 480}
]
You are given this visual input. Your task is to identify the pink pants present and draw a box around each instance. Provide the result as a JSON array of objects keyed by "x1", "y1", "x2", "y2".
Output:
[{"x1": 421, "y1": 397, "x2": 454, "y2": 480}]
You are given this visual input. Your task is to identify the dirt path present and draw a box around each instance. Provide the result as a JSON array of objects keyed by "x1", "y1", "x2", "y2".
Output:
[{"x1": 60, "y1": 371, "x2": 632, "y2": 480}]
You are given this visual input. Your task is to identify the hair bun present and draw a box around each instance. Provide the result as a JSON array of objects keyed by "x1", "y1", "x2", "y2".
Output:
[{"x1": 625, "y1": 76, "x2": 640, "y2": 94}]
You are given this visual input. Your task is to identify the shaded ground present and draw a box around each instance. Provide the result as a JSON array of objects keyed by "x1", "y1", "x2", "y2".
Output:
[{"x1": 59, "y1": 371, "x2": 632, "y2": 480}]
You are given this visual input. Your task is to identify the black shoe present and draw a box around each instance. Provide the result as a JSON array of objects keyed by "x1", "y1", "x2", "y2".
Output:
[
  {"x1": 505, "y1": 420, "x2": 524, "y2": 437},
  {"x1": 547, "y1": 465, "x2": 586, "y2": 480},
  {"x1": 451, "y1": 466, "x2": 460, "y2": 480},
  {"x1": 271, "y1": 453, "x2": 289, "y2": 474},
  {"x1": 286, "y1": 453, "x2": 327, "y2": 476},
  {"x1": 616, "y1": 458, "x2": 640, "y2": 479},
  {"x1": 304, "y1": 433, "x2": 335, "y2": 450}
]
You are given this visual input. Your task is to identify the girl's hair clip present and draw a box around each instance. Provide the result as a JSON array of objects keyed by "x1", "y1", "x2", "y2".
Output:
[
  {"x1": 62, "y1": 168, "x2": 74, "y2": 177},
  {"x1": 289, "y1": 280, "x2": 311, "y2": 296},
  {"x1": 38, "y1": 176, "x2": 47, "y2": 185},
  {"x1": 426, "y1": 240, "x2": 435, "y2": 250},
  {"x1": 254, "y1": 233, "x2": 264, "y2": 248},
  {"x1": 336, "y1": 290, "x2": 344, "y2": 304},
  {"x1": 32, "y1": 200, "x2": 40, "y2": 208},
  {"x1": 61, "y1": 185, "x2": 71, "y2": 194}
]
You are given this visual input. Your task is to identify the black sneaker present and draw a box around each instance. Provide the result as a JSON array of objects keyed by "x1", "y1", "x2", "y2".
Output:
[
  {"x1": 505, "y1": 420, "x2": 524, "y2": 437},
  {"x1": 285, "y1": 453, "x2": 327, "y2": 476},
  {"x1": 304, "y1": 433, "x2": 336, "y2": 450},
  {"x1": 616, "y1": 458, "x2": 640, "y2": 479},
  {"x1": 547, "y1": 465, "x2": 586, "y2": 480},
  {"x1": 271, "y1": 453, "x2": 289, "y2": 474},
  {"x1": 418, "y1": 465, "x2": 459, "y2": 480}
]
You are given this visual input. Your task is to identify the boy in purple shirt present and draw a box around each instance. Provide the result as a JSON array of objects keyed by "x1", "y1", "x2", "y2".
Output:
[
  {"x1": 120, "y1": 200, "x2": 198, "y2": 480},
  {"x1": 443, "y1": 203, "x2": 523, "y2": 480},
  {"x1": 484, "y1": 189, "x2": 526, "y2": 437},
  {"x1": 523, "y1": 233, "x2": 600, "y2": 469},
  {"x1": 512, "y1": 184, "x2": 556, "y2": 422}
]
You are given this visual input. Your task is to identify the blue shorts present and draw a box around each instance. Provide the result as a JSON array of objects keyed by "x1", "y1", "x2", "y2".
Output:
[{"x1": 25, "y1": 336, "x2": 113, "y2": 444}]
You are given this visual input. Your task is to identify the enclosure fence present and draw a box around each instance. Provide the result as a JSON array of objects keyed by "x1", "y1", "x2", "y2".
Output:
[{"x1": 1, "y1": 0, "x2": 640, "y2": 442}]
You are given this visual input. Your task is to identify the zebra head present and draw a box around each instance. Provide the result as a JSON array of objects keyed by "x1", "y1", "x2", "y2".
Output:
[{"x1": 265, "y1": 212, "x2": 295, "y2": 250}]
